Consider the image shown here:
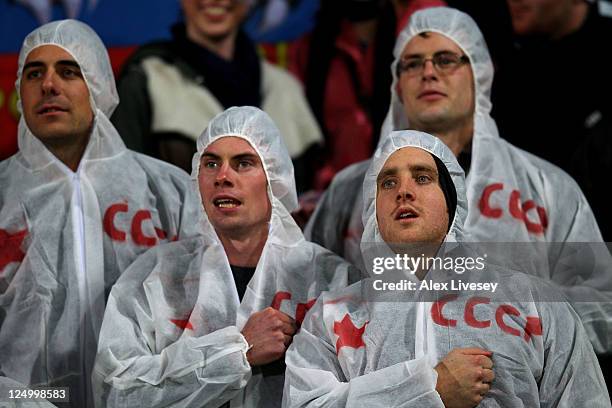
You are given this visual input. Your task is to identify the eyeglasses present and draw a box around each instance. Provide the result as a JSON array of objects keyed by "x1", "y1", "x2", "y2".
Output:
[{"x1": 396, "y1": 51, "x2": 470, "y2": 77}]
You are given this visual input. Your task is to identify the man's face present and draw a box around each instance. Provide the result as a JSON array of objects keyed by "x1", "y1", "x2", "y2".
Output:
[
  {"x1": 199, "y1": 136, "x2": 271, "y2": 238},
  {"x1": 181, "y1": 0, "x2": 248, "y2": 42},
  {"x1": 397, "y1": 32, "x2": 474, "y2": 134},
  {"x1": 376, "y1": 147, "x2": 449, "y2": 245},
  {"x1": 507, "y1": 0, "x2": 576, "y2": 36},
  {"x1": 20, "y1": 45, "x2": 93, "y2": 146}
]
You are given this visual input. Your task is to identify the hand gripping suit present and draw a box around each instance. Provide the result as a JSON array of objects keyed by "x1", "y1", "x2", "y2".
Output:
[
  {"x1": 284, "y1": 130, "x2": 611, "y2": 407},
  {"x1": 305, "y1": 7, "x2": 612, "y2": 354},
  {"x1": 93, "y1": 107, "x2": 360, "y2": 407}
]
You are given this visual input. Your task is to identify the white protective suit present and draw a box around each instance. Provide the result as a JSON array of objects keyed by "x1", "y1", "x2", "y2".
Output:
[
  {"x1": 0, "y1": 20, "x2": 202, "y2": 407},
  {"x1": 92, "y1": 106, "x2": 360, "y2": 408},
  {"x1": 284, "y1": 130, "x2": 611, "y2": 407},
  {"x1": 304, "y1": 6, "x2": 612, "y2": 354}
]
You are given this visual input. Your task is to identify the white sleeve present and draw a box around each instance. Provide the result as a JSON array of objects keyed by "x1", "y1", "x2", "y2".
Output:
[
  {"x1": 538, "y1": 302, "x2": 611, "y2": 407},
  {"x1": 93, "y1": 285, "x2": 251, "y2": 408},
  {"x1": 283, "y1": 300, "x2": 444, "y2": 407},
  {"x1": 547, "y1": 182, "x2": 612, "y2": 353}
]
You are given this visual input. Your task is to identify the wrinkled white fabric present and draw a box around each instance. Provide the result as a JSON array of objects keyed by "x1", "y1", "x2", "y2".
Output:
[
  {"x1": 305, "y1": 6, "x2": 612, "y2": 353},
  {"x1": 0, "y1": 19, "x2": 202, "y2": 407},
  {"x1": 284, "y1": 130, "x2": 610, "y2": 407},
  {"x1": 93, "y1": 106, "x2": 359, "y2": 408}
]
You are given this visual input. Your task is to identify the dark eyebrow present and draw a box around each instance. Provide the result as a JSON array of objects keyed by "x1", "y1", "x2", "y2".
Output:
[
  {"x1": 201, "y1": 152, "x2": 260, "y2": 161},
  {"x1": 410, "y1": 164, "x2": 438, "y2": 179},
  {"x1": 233, "y1": 153, "x2": 259, "y2": 161},
  {"x1": 377, "y1": 167, "x2": 398, "y2": 183},
  {"x1": 22, "y1": 61, "x2": 44, "y2": 71},
  {"x1": 377, "y1": 164, "x2": 438, "y2": 181},
  {"x1": 402, "y1": 49, "x2": 460, "y2": 59},
  {"x1": 402, "y1": 53, "x2": 424, "y2": 60},
  {"x1": 410, "y1": 164, "x2": 436, "y2": 172},
  {"x1": 201, "y1": 152, "x2": 220, "y2": 160},
  {"x1": 56, "y1": 60, "x2": 81, "y2": 69},
  {"x1": 23, "y1": 60, "x2": 81, "y2": 71}
]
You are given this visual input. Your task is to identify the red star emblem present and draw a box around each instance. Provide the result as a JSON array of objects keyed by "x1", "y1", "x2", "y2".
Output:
[
  {"x1": 333, "y1": 314, "x2": 368, "y2": 354},
  {"x1": 0, "y1": 228, "x2": 28, "y2": 273},
  {"x1": 170, "y1": 318, "x2": 193, "y2": 330}
]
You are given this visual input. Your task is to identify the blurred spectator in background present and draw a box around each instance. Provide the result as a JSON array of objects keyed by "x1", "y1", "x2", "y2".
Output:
[
  {"x1": 289, "y1": 0, "x2": 445, "y2": 190},
  {"x1": 111, "y1": 0, "x2": 322, "y2": 193},
  {"x1": 491, "y1": 0, "x2": 612, "y2": 240}
]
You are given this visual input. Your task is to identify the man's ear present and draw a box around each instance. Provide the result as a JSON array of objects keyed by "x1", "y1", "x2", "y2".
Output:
[{"x1": 396, "y1": 82, "x2": 404, "y2": 104}]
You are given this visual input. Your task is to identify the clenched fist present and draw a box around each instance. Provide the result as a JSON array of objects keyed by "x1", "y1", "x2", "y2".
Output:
[
  {"x1": 435, "y1": 347, "x2": 494, "y2": 408},
  {"x1": 241, "y1": 307, "x2": 297, "y2": 366}
]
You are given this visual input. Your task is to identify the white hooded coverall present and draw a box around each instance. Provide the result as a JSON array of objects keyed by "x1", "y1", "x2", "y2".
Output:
[
  {"x1": 0, "y1": 20, "x2": 202, "y2": 407},
  {"x1": 93, "y1": 106, "x2": 360, "y2": 407},
  {"x1": 304, "y1": 6, "x2": 612, "y2": 354},
  {"x1": 284, "y1": 130, "x2": 611, "y2": 407}
]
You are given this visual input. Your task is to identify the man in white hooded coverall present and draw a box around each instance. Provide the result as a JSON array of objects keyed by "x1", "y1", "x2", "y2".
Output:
[
  {"x1": 93, "y1": 106, "x2": 360, "y2": 408},
  {"x1": 304, "y1": 6, "x2": 612, "y2": 355},
  {"x1": 284, "y1": 129, "x2": 611, "y2": 407},
  {"x1": 0, "y1": 20, "x2": 202, "y2": 407}
]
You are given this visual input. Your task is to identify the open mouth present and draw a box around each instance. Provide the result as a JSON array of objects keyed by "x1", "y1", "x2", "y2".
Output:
[
  {"x1": 214, "y1": 197, "x2": 241, "y2": 208},
  {"x1": 37, "y1": 106, "x2": 67, "y2": 115},
  {"x1": 396, "y1": 209, "x2": 418, "y2": 220}
]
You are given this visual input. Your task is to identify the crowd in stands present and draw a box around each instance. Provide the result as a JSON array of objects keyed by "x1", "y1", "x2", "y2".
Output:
[{"x1": 2, "y1": 1, "x2": 612, "y2": 407}]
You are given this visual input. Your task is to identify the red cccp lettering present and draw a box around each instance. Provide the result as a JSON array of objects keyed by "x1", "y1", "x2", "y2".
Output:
[
  {"x1": 479, "y1": 183, "x2": 548, "y2": 234},
  {"x1": 523, "y1": 316, "x2": 543, "y2": 342},
  {"x1": 431, "y1": 295, "x2": 459, "y2": 327},
  {"x1": 509, "y1": 191, "x2": 548, "y2": 234},
  {"x1": 131, "y1": 210, "x2": 158, "y2": 247},
  {"x1": 103, "y1": 203, "x2": 128, "y2": 241},
  {"x1": 431, "y1": 296, "x2": 543, "y2": 343},
  {"x1": 104, "y1": 203, "x2": 172, "y2": 247},
  {"x1": 464, "y1": 297, "x2": 491, "y2": 328},
  {"x1": 495, "y1": 304, "x2": 522, "y2": 337},
  {"x1": 479, "y1": 183, "x2": 504, "y2": 218}
]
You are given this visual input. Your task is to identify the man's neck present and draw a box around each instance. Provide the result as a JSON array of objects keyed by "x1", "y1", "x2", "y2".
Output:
[
  {"x1": 41, "y1": 132, "x2": 90, "y2": 172},
  {"x1": 218, "y1": 225, "x2": 268, "y2": 268},
  {"x1": 185, "y1": 25, "x2": 237, "y2": 61},
  {"x1": 425, "y1": 120, "x2": 474, "y2": 157}
]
